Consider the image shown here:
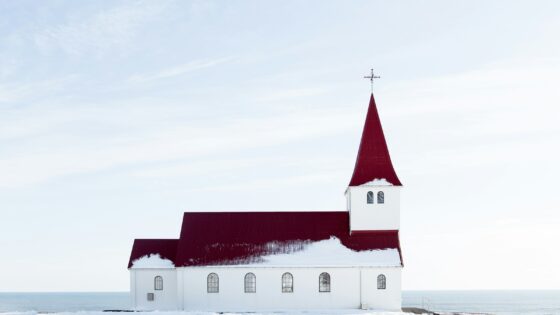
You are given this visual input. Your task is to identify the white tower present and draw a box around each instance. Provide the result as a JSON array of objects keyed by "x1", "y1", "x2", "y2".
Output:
[{"x1": 345, "y1": 93, "x2": 402, "y2": 233}]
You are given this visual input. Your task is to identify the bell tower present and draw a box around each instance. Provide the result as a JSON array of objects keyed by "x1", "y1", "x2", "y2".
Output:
[{"x1": 346, "y1": 93, "x2": 402, "y2": 232}]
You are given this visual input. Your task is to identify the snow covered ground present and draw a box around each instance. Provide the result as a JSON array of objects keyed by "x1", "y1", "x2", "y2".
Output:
[{"x1": 0, "y1": 312, "x2": 419, "y2": 315}]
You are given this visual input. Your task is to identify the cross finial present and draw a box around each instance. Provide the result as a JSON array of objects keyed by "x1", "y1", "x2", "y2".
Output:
[{"x1": 363, "y1": 68, "x2": 380, "y2": 93}]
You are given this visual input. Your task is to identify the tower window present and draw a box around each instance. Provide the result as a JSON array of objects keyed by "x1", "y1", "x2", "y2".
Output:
[
  {"x1": 377, "y1": 191, "x2": 385, "y2": 204},
  {"x1": 244, "y1": 272, "x2": 256, "y2": 293},
  {"x1": 207, "y1": 273, "x2": 219, "y2": 293},
  {"x1": 282, "y1": 272, "x2": 293, "y2": 293},
  {"x1": 319, "y1": 272, "x2": 331, "y2": 292},
  {"x1": 377, "y1": 274, "x2": 386, "y2": 289},
  {"x1": 154, "y1": 276, "x2": 163, "y2": 290},
  {"x1": 367, "y1": 191, "x2": 374, "y2": 204}
]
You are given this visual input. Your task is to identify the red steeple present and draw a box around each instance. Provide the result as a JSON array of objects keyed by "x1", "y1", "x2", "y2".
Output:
[{"x1": 349, "y1": 93, "x2": 402, "y2": 186}]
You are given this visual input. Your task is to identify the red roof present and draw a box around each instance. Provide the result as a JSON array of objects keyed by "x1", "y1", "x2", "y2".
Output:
[
  {"x1": 349, "y1": 94, "x2": 402, "y2": 186},
  {"x1": 128, "y1": 239, "x2": 178, "y2": 268},
  {"x1": 128, "y1": 212, "x2": 402, "y2": 268}
]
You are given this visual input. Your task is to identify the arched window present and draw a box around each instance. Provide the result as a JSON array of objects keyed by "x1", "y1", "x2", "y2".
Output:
[
  {"x1": 282, "y1": 272, "x2": 293, "y2": 293},
  {"x1": 377, "y1": 274, "x2": 386, "y2": 289},
  {"x1": 377, "y1": 191, "x2": 385, "y2": 204},
  {"x1": 367, "y1": 191, "x2": 374, "y2": 204},
  {"x1": 319, "y1": 272, "x2": 330, "y2": 292},
  {"x1": 244, "y1": 273, "x2": 256, "y2": 293},
  {"x1": 154, "y1": 276, "x2": 163, "y2": 290},
  {"x1": 207, "y1": 273, "x2": 219, "y2": 293}
]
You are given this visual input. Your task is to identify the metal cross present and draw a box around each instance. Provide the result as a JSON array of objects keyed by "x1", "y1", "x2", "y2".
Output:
[{"x1": 363, "y1": 68, "x2": 380, "y2": 93}]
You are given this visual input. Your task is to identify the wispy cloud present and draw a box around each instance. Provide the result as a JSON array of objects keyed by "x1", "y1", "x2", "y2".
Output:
[
  {"x1": 0, "y1": 75, "x2": 78, "y2": 104},
  {"x1": 383, "y1": 58, "x2": 560, "y2": 117},
  {"x1": 0, "y1": 102, "x2": 358, "y2": 188},
  {"x1": 127, "y1": 56, "x2": 236, "y2": 83},
  {"x1": 33, "y1": 1, "x2": 169, "y2": 56},
  {"x1": 192, "y1": 172, "x2": 345, "y2": 193},
  {"x1": 253, "y1": 87, "x2": 325, "y2": 102}
]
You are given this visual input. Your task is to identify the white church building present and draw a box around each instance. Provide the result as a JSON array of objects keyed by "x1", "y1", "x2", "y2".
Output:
[{"x1": 128, "y1": 92, "x2": 405, "y2": 311}]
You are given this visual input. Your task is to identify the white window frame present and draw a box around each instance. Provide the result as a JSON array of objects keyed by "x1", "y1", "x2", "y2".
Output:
[
  {"x1": 367, "y1": 191, "x2": 374, "y2": 204},
  {"x1": 377, "y1": 191, "x2": 385, "y2": 204},
  {"x1": 207, "y1": 273, "x2": 219, "y2": 293},
  {"x1": 282, "y1": 272, "x2": 293, "y2": 293},
  {"x1": 319, "y1": 272, "x2": 331, "y2": 292},
  {"x1": 244, "y1": 272, "x2": 256, "y2": 293},
  {"x1": 154, "y1": 275, "x2": 163, "y2": 290},
  {"x1": 377, "y1": 274, "x2": 386, "y2": 290}
]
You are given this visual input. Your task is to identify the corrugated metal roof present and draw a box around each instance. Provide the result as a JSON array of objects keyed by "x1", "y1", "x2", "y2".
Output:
[
  {"x1": 174, "y1": 211, "x2": 400, "y2": 266},
  {"x1": 349, "y1": 94, "x2": 402, "y2": 186},
  {"x1": 128, "y1": 239, "x2": 178, "y2": 268},
  {"x1": 126, "y1": 211, "x2": 402, "y2": 268}
]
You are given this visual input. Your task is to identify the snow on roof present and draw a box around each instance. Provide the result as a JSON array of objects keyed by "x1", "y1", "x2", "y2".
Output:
[
  {"x1": 237, "y1": 237, "x2": 401, "y2": 267},
  {"x1": 128, "y1": 239, "x2": 178, "y2": 269},
  {"x1": 128, "y1": 212, "x2": 403, "y2": 268},
  {"x1": 361, "y1": 178, "x2": 393, "y2": 186},
  {"x1": 131, "y1": 253, "x2": 175, "y2": 269}
]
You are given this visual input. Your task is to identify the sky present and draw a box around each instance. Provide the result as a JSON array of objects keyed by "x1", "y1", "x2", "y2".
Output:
[{"x1": 0, "y1": 0, "x2": 559, "y2": 292}]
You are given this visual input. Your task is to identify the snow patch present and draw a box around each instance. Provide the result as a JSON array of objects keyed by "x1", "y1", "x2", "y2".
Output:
[
  {"x1": 237, "y1": 237, "x2": 401, "y2": 267},
  {"x1": 131, "y1": 253, "x2": 175, "y2": 269},
  {"x1": 361, "y1": 178, "x2": 393, "y2": 186},
  {"x1": 1, "y1": 311, "x2": 416, "y2": 315}
]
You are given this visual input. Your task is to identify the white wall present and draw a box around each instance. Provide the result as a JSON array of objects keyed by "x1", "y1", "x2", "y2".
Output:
[
  {"x1": 346, "y1": 186, "x2": 401, "y2": 231},
  {"x1": 130, "y1": 266, "x2": 401, "y2": 311},
  {"x1": 180, "y1": 266, "x2": 401, "y2": 311},
  {"x1": 130, "y1": 269, "x2": 178, "y2": 310},
  {"x1": 360, "y1": 267, "x2": 402, "y2": 310}
]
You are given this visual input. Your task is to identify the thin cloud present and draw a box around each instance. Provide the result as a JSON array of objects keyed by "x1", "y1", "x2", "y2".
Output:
[
  {"x1": 253, "y1": 87, "x2": 325, "y2": 102},
  {"x1": 0, "y1": 74, "x2": 78, "y2": 104},
  {"x1": 33, "y1": 1, "x2": 169, "y2": 56},
  {"x1": 191, "y1": 172, "x2": 345, "y2": 193},
  {"x1": 0, "y1": 104, "x2": 357, "y2": 188},
  {"x1": 127, "y1": 56, "x2": 236, "y2": 83}
]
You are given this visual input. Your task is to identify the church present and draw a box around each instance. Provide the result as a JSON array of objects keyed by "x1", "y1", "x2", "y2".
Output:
[{"x1": 128, "y1": 91, "x2": 404, "y2": 311}]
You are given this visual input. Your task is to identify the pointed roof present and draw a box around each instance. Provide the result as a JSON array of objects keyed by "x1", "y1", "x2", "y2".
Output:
[{"x1": 349, "y1": 94, "x2": 402, "y2": 186}]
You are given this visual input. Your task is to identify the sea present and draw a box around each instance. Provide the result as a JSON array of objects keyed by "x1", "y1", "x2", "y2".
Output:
[{"x1": 0, "y1": 291, "x2": 558, "y2": 315}]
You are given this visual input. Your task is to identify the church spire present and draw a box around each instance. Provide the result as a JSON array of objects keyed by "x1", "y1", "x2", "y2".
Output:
[{"x1": 348, "y1": 93, "x2": 402, "y2": 186}]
